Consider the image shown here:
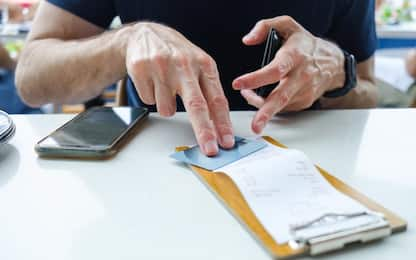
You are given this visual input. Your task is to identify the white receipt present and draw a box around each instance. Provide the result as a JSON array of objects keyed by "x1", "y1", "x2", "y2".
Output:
[{"x1": 217, "y1": 143, "x2": 369, "y2": 244}]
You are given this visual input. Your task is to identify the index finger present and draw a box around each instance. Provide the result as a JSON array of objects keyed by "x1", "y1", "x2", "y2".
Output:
[
  {"x1": 233, "y1": 45, "x2": 303, "y2": 90},
  {"x1": 251, "y1": 76, "x2": 300, "y2": 134},
  {"x1": 243, "y1": 16, "x2": 303, "y2": 46},
  {"x1": 179, "y1": 74, "x2": 219, "y2": 156},
  {"x1": 198, "y1": 56, "x2": 234, "y2": 149}
]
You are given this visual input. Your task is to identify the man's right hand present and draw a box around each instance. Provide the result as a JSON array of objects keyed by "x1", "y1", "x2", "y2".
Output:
[{"x1": 125, "y1": 22, "x2": 234, "y2": 156}]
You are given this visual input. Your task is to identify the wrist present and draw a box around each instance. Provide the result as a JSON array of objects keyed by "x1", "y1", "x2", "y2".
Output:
[
  {"x1": 114, "y1": 24, "x2": 136, "y2": 65},
  {"x1": 327, "y1": 45, "x2": 346, "y2": 92}
]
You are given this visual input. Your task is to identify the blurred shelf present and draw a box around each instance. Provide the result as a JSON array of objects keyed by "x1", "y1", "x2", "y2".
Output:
[
  {"x1": 61, "y1": 104, "x2": 84, "y2": 114},
  {"x1": 377, "y1": 21, "x2": 416, "y2": 39},
  {"x1": 102, "y1": 90, "x2": 116, "y2": 100}
]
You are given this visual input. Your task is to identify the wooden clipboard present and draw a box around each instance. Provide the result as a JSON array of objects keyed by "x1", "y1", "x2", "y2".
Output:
[{"x1": 176, "y1": 136, "x2": 407, "y2": 259}]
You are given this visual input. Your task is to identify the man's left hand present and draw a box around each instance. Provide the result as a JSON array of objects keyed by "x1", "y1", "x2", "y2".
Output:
[{"x1": 233, "y1": 16, "x2": 346, "y2": 134}]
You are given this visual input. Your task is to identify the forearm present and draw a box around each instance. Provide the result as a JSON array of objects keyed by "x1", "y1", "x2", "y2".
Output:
[
  {"x1": 319, "y1": 77, "x2": 377, "y2": 109},
  {"x1": 15, "y1": 26, "x2": 131, "y2": 107},
  {"x1": 320, "y1": 56, "x2": 377, "y2": 109}
]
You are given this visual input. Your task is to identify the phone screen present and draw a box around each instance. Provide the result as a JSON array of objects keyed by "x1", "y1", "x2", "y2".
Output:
[{"x1": 40, "y1": 107, "x2": 148, "y2": 148}]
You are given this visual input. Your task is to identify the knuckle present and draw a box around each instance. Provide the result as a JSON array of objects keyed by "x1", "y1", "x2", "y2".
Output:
[
  {"x1": 277, "y1": 51, "x2": 295, "y2": 73},
  {"x1": 197, "y1": 128, "x2": 216, "y2": 142},
  {"x1": 197, "y1": 54, "x2": 218, "y2": 76},
  {"x1": 256, "y1": 19, "x2": 268, "y2": 28},
  {"x1": 280, "y1": 15, "x2": 299, "y2": 29},
  {"x1": 290, "y1": 47, "x2": 304, "y2": 61},
  {"x1": 208, "y1": 95, "x2": 229, "y2": 110},
  {"x1": 216, "y1": 124, "x2": 233, "y2": 134},
  {"x1": 304, "y1": 54, "x2": 313, "y2": 64},
  {"x1": 248, "y1": 101, "x2": 259, "y2": 108},
  {"x1": 301, "y1": 69, "x2": 313, "y2": 82},
  {"x1": 258, "y1": 110, "x2": 272, "y2": 121},
  {"x1": 276, "y1": 90, "x2": 290, "y2": 105},
  {"x1": 186, "y1": 96, "x2": 208, "y2": 112},
  {"x1": 173, "y1": 53, "x2": 190, "y2": 68},
  {"x1": 151, "y1": 52, "x2": 169, "y2": 66},
  {"x1": 288, "y1": 48, "x2": 307, "y2": 66},
  {"x1": 196, "y1": 54, "x2": 216, "y2": 69},
  {"x1": 128, "y1": 57, "x2": 147, "y2": 72},
  {"x1": 268, "y1": 63, "x2": 282, "y2": 76},
  {"x1": 281, "y1": 15, "x2": 295, "y2": 24}
]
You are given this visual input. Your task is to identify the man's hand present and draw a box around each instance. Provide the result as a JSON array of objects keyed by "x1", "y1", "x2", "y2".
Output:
[
  {"x1": 126, "y1": 22, "x2": 234, "y2": 156},
  {"x1": 233, "y1": 16, "x2": 346, "y2": 134},
  {"x1": 16, "y1": 1, "x2": 233, "y2": 156}
]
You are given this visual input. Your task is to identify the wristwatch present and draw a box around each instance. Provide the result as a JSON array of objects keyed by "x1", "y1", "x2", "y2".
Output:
[{"x1": 323, "y1": 50, "x2": 357, "y2": 98}]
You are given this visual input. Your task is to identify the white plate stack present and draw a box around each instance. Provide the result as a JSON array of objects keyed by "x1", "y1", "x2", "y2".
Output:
[{"x1": 0, "y1": 110, "x2": 16, "y2": 147}]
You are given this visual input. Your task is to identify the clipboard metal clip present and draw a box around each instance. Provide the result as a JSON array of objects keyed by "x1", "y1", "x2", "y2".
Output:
[{"x1": 289, "y1": 211, "x2": 392, "y2": 255}]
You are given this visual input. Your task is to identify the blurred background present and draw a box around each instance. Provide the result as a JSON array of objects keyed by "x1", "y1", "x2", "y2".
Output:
[
  {"x1": 375, "y1": 0, "x2": 416, "y2": 107},
  {"x1": 0, "y1": 0, "x2": 415, "y2": 114},
  {"x1": 0, "y1": 0, "x2": 118, "y2": 114},
  {"x1": 0, "y1": 0, "x2": 41, "y2": 114}
]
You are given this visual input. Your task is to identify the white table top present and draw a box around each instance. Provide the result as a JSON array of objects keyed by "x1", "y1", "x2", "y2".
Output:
[{"x1": 0, "y1": 109, "x2": 415, "y2": 260}]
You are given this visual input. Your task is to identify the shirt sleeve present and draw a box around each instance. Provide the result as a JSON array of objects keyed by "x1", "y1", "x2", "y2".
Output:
[
  {"x1": 327, "y1": 0, "x2": 377, "y2": 63},
  {"x1": 47, "y1": 0, "x2": 116, "y2": 28}
]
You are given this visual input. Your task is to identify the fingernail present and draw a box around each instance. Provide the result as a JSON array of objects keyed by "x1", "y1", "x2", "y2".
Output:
[
  {"x1": 234, "y1": 79, "x2": 246, "y2": 89},
  {"x1": 204, "y1": 140, "x2": 218, "y2": 156},
  {"x1": 256, "y1": 120, "x2": 266, "y2": 132},
  {"x1": 244, "y1": 32, "x2": 256, "y2": 41},
  {"x1": 221, "y1": 134, "x2": 234, "y2": 147}
]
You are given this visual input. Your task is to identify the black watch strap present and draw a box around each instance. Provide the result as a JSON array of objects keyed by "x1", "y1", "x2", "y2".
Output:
[{"x1": 323, "y1": 50, "x2": 357, "y2": 98}]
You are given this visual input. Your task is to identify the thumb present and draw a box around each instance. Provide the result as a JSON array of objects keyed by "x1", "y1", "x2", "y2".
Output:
[
  {"x1": 243, "y1": 20, "x2": 271, "y2": 46},
  {"x1": 243, "y1": 16, "x2": 302, "y2": 46}
]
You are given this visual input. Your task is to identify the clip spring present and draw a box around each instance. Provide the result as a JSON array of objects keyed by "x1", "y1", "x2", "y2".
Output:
[
  {"x1": 291, "y1": 212, "x2": 369, "y2": 233},
  {"x1": 288, "y1": 211, "x2": 391, "y2": 255}
]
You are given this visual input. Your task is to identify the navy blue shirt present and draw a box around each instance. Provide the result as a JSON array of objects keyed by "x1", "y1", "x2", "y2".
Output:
[
  {"x1": 48, "y1": 0, "x2": 376, "y2": 111},
  {"x1": 0, "y1": 70, "x2": 42, "y2": 114}
]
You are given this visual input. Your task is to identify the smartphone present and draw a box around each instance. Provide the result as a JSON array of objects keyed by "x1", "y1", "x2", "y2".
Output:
[
  {"x1": 35, "y1": 106, "x2": 149, "y2": 159},
  {"x1": 256, "y1": 28, "x2": 283, "y2": 98}
]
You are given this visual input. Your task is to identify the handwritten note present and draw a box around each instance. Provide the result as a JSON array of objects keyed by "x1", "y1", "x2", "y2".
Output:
[{"x1": 217, "y1": 143, "x2": 369, "y2": 244}]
